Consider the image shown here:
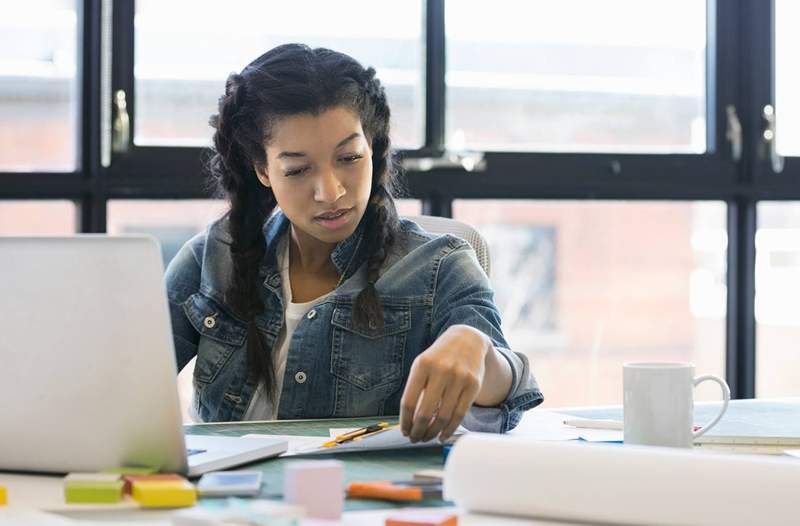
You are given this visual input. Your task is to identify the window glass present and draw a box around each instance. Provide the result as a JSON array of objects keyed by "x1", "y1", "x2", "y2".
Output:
[
  {"x1": 0, "y1": 200, "x2": 77, "y2": 234},
  {"x1": 775, "y1": 0, "x2": 800, "y2": 156},
  {"x1": 755, "y1": 202, "x2": 800, "y2": 397},
  {"x1": 453, "y1": 200, "x2": 727, "y2": 407},
  {"x1": 446, "y1": 0, "x2": 707, "y2": 153},
  {"x1": 0, "y1": 1, "x2": 78, "y2": 171},
  {"x1": 134, "y1": 0, "x2": 423, "y2": 149}
]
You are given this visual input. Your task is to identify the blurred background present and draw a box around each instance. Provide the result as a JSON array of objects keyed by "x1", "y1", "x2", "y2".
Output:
[{"x1": 2, "y1": 1, "x2": 799, "y2": 409}]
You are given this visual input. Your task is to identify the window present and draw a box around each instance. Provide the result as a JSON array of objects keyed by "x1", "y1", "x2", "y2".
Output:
[
  {"x1": 445, "y1": 0, "x2": 706, "y2": 152},
  {"x1": 0, "y1": 201, "x2": 77, "y2": 234},
  {"x1": 0, "y1": 1, "x2": 79, "y2": 171},
  {"x1": 133, "y1": 0, "x2": 424, "y2": 148},
  {"x1": 755, "y1": 202, "x2": 800, "y2": 397},
  {"x1": 454, "y1": 200, "x2": 726, "y2": 406},
  {"x1": 775, "y1": 0, "x2": 800, "y2": 157}
]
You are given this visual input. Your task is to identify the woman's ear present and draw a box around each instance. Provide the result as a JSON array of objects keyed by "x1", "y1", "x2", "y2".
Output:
[{"x1": 254, "y1": 165, "x2": 271, "y2": 188}]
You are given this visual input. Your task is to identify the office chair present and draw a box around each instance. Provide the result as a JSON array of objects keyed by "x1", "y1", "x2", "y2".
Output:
[{"x1": 405, "y1": 215, "x2": 491, "y2": 277}]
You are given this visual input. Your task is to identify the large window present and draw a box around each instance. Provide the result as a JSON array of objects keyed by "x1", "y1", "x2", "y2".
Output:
[
  {"x1": 445, "y1": 0, "x2": 706, "y2": 152},
  {"x1": 756, "y1": 202, "x2": 800, "y2": 397},
  {"x1": 454, "y1": 200, "x2": 726, "y2": 406},
  {"x1": 0, "y1": 1, "x2": 79, "y2": 171},
  {"x1": 133, "y1": 0, "x2": 424, "y2": 148},
  {"x1": 4, "y1": 1, "x2": 800, "y2": 403}
]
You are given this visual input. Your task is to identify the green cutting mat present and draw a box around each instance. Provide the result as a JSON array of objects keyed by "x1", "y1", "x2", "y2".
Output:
[{"x1": 185, "y1": 417, "x2": 449, "y2": 511}]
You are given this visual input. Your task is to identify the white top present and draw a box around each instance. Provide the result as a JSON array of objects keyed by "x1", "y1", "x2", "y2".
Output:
[{"x1": 244, "y1": 234, "x2": 331, "y2": 420}]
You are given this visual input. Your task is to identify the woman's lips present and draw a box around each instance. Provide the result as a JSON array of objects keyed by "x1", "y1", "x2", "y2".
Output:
[{"x1": 314, "y1": 208, "x2": 352, "y2": 229}]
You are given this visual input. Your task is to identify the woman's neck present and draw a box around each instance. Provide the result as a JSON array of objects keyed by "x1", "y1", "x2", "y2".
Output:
[{"x1": 288, "y1": 225, "x2": 337, "y2": 275}]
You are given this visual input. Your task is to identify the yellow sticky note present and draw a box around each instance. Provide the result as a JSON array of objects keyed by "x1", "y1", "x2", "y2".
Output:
[
  {"x1": 132, "y1": 480, "x2": 196, "y2": 508},
  {"x1": 0, "y1": 485, "x2": 7, "y2": 506}
]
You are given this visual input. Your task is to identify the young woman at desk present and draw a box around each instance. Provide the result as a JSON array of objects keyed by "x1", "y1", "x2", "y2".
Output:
[{"x1": 165, "y1": 44, "x2": 543, "y2": 443}]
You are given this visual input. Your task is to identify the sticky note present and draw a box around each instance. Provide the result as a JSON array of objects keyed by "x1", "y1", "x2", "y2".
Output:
[
  {"x1": 131, "y1": 480, "x2": 197, "y2": 508},
  {"x1": 103, "y1": 467, "x2": 157, "y2": 476},
  {"x1": 284, "y1": 460, "x2": 344, "y2": 520},
  {"x1": 64, "y1": 474, "x2": 124, "y2": 504},
  {"x1": 386, "y1": 510, "x2": 458, "y2": 526},
  {"x1": 122, "y1": 473, "x2": 185, "y2": 495},
  {"x1": 0, "y1": 485, "x2": 7, "y2": 506}
]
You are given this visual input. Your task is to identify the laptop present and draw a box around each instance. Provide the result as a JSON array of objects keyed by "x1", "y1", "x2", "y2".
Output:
[{"x1": 0, "y1": 236, "x2": 287, "y2": 477}]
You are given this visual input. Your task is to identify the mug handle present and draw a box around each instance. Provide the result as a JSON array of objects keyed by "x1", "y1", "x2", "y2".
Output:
[{"x1": 692, "y1": 374, "x2": 731, "y2": 438}]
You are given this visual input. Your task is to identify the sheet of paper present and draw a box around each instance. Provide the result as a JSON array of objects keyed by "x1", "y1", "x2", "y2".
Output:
[{"x1": 241, "y1": 434, "x2": 329, "y2": 456}]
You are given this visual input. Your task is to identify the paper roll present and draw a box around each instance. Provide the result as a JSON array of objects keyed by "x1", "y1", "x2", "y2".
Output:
[{"x1": 444, "y1": 433, "x2": 800, "y2": 526}]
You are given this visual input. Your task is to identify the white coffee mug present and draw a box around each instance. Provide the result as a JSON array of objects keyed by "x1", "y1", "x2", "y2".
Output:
[{"x1": 623, "y1": 362, "x2": 730, "y2": 448}]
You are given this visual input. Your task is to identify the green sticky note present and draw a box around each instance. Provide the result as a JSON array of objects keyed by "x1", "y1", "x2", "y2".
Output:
[
  {"x1": 103, "y1": 467, "x2": 158, "y2": 476},
  {"x1": 64, "y1": 480, "x2": 124, "y2": 504}
]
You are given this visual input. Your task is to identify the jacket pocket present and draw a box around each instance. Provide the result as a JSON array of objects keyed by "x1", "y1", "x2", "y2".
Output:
[
  {"x1": 330, "y1": 303, "x2": 409, "y2": 391},
  {"x1": 182, "y1": 293, "x2": 247, "y2": 385}
]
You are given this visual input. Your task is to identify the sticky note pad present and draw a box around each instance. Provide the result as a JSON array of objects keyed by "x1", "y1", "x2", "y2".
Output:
[
  {"x1": 0, "y1": 485, "x2": 7, "y2": 506},
  {"x1": 284, "y1": 460, "x2": 344, "y2": 520},
  {"x1": 132, "y1": 480, "x2": 197, "y2": 508},
  {"x1": 386, "y1": 510, "x2": 458, "y2": 526},
  {"x1": 122, "y1": 473, "x2": 185, "y2": 495},
  {"x1": 64, "y1": 474, "x2": 124, "y2": 504}
]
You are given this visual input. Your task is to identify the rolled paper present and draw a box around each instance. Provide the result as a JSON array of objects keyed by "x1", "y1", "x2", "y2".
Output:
[{"x1": 444, "y1": 433, "x2": 800, "y2": 526}]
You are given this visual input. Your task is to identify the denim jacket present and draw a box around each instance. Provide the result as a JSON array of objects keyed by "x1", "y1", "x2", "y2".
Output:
[{"x1": 164, "y1": 211, "x2": 543, "y2": 432}]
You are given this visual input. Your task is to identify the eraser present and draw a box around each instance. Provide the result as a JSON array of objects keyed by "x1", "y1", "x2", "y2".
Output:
[
  {"x1": 0, "y1": 485, "x2": 7, "y2": 506},
  {"x1": 132, "y1": 480, "x2": 196, "y2": 508},
  {"x1": 386, "y1": 510, "x2": 458, "y2": 526},
  {"x1": 122, "y1": 473, "x2": 185, "y2": 495},
  {"x1": 284, "y1": 460, "x2": 344, "y2": 520},
  {"x1": 64, "y1": 474, "x2": 124, "y2": 504}
]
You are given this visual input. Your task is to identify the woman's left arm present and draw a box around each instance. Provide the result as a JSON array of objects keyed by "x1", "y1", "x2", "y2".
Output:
[{"x1": 399, "y1": 238, "x2": 543, "y2": 442}]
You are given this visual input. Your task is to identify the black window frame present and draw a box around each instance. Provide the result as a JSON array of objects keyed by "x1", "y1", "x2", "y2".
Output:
[{"x1": 4, "y1": 0, "x2": 800, "y2": 399}]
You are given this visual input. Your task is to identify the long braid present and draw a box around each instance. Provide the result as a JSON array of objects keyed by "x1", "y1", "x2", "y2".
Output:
[
  {"x1": 208, "y1": 73, "x2": 278, "y2": 402},
  {"x1": 352, "y1": 70, "x2": 401, "y2": 331}
]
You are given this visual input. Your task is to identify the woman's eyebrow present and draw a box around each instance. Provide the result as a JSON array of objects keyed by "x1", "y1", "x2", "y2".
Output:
[
  {"x1": 276, "y1": 132, "x2": 362, "y2": 159},
  {"x1": 335, "y1": 132, "x2": 361, "y2": 148}
]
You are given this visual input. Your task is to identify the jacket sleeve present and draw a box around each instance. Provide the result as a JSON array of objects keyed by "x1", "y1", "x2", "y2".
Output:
[
  {"x1": 163, "y1": 235, "x2": 204, "y2": 373},
  {"x1": 430, "y1": 237, "x2": 544, "y2": 433}
]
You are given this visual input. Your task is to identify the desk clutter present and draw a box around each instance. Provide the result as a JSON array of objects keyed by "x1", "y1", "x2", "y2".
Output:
[{"x1": 63, "y1": 471, "x2": 196, "y2": 508}]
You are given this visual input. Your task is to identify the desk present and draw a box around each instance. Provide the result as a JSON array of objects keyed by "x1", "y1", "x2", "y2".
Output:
[{"x1": 3, "y1": 399, "x2": 799, "y2": 525}]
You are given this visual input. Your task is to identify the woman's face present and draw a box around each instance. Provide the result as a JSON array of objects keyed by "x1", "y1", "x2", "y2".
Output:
[{"x1": 256, "y1": 106, "x2": 374, "y2": 247}]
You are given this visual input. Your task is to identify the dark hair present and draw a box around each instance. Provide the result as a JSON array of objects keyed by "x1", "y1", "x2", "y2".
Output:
[{"x1": 207, "y1": 43, "x2": 401, "y2": 402}]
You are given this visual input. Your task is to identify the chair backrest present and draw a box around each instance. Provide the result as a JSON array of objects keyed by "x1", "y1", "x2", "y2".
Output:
[{"x1": 404, "y1": 215, "x2": 491, "y2": 277}]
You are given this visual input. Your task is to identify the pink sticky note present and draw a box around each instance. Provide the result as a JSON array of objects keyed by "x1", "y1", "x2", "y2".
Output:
[{"x1": 283, "y1": 460, "x2": 344, "y2": 520}]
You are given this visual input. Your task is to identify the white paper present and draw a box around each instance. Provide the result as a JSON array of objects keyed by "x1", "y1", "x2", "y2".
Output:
[
  {"x1": 444, "y1": 433, "x2": 800, "y2": 526},
  {"x1": 241, "y1": 434, "x2": 329, "y2": 456}
]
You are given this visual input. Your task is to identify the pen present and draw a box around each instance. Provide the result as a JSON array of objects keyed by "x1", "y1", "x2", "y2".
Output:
[
  {"x1": 322, "y1": 422, "x2": 391, "y2": 448},
  {"x1": 563, "y1": 418, "x2": 623, "y2": 431}
]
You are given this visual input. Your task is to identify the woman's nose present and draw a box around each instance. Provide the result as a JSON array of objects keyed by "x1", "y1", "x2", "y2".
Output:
[{"x1": 314, "y1": 169, "x2": 345, "y2": 203}]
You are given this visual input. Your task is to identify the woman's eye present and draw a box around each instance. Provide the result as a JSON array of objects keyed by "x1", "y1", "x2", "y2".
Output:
[
  {"x1": 284, "y1": 167, "x2": 309, "y2": 177},
  {"x1": 341, "y1": 154, "x2": 363, "y2": 163}
]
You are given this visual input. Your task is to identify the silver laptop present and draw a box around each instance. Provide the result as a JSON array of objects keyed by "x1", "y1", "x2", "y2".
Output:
[{"x1": 0, "y1": 236, "x2": 287, "y2": 477}]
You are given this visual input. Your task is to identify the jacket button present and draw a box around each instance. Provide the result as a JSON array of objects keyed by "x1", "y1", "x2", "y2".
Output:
[
  {"x1": 306, "y1": 309, "x2": 317, "y2": 320},
  {"x1": 295, "y1": 371, "x2": 307, "y2": 384},
  {"x1": 203, "y1": 316, "x2": 216, "y2": 329}
]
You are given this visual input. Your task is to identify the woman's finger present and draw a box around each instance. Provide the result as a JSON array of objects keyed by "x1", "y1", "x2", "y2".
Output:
[
  {"x1": 440, "y1": 380, "x2": 480, "y2": 441},
  {"x1": 422, "y1": 384, "x2": 462, "y2": 442},
  {"x1": 409, "y1": 372, "x2": 449, "y2": 442},
  {"x1": 400, "y1": 360, "x2": 429, "y2": 436}
]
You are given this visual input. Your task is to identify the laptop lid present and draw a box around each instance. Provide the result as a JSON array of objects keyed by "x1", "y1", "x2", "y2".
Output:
[{"x1": 0, "y1": 236, "x2": 188, "y2": 475}]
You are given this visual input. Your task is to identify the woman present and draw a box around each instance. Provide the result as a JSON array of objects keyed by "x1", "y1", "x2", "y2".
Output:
[{"x1": 165, "y1": 44, "x2": 542, "y2": 443}]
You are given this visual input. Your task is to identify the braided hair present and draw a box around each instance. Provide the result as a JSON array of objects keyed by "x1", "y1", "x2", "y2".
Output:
[{"x1": 207, "y1": 44, "x2": 401, "y2": 401}]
